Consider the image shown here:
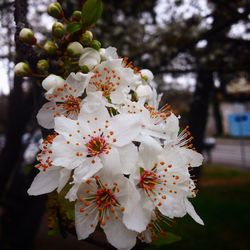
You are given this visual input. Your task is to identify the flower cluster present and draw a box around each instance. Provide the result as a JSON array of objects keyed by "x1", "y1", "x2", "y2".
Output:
[{"x1": 28, "y1": 46, "x2": 203, "y2": 250}]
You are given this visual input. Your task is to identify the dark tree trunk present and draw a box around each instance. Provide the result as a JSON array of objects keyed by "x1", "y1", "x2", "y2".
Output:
[
  {"x1": 188, "y1": 73, "x2": 214, "y2": 179},
  {"x1": 212, "y1": 90, "x2": 223, "y2": 136},
  {"x1": 0, "y1": 1, "x2": 47, "y2": 249},
  {"x1": 0, "y1": 0, "x2": 29, "y2": 199}
]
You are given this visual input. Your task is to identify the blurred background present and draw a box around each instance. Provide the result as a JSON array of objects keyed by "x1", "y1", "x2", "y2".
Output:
[{"x1": 0, "y1": 0, "x2": 250, "y2": 249}]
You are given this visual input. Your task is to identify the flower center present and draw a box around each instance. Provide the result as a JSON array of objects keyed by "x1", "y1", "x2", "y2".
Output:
[
  {"x1": 90, "y1": 68, "x2": 120, "y2": 97},
  {"x1": 95, "y1": 188, "x2": 119, "y2": 210},
  {"x1": 86, "y1": 136, "x2": 109, "y2": 156},
  {"x1": 63, "y1": 96, "x2": 81, "y2": 114},
  {"x1": 79, "y1": 178, "x2": 124, "y2": 226},
  {"x1": 139, "y1": 169, "x2": 160, "y2": 193}
]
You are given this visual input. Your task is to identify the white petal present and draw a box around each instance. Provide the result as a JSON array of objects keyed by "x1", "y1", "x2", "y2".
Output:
[
  {"x1": 104, "y1": 46, "x2": 119, "y2": 60},
  {"x1": 73, "y1": 158, "x2": 103, "y2": 183},
  {"x1": 51, "y1": 135, "x2": 85, "y2": 169},
  {"x1": 54, "y1": 116, "x2": 87, "y2": 143},
  {"x1": 123, "y1": 188, "x2": 152, "y2": 233},
  {"x1": 159, "y1": 195, "x2": 186, "y2": 219},
  {"x1": 102, "y1": 214, "x2": 137, "y2": 250},
  {"x1": 36, "y1": 102, "x2": 58, "y2": 129},
  {"x1": 119, "y1": 143, "x2": 138, "y2": 175},
  {"x1": 178, "y1": 147, "x2": 204, "y2": 167},
  {"x1": 110, "y1": 90, "x2": 126, "y2": 104},
  {"x1": 28, "y1": 167, "x2": 60, "y2": 195},
  {"x1": 57, "y1": 168, "x2": 71, "y2": 193},
  {"x1": 110, "y1": 113, "x2": 142, "y2": 147},
  {"x1": 65, "y1": 72, "x2": 92, "y2": 97},
  {"x1": 65, "y1": 183, "x2": 81, "y2": 201},
  {"x1": 75, "y1": 201, "x2": 98, "y2": 239},
  {"x1": 163, "y1": 113, "x2": 180, "y2": 139},
  {"x1": 101, "y1": 147, "x2": 122, "y2": 174},
  {"x1": 185, "y1": 199, "x2": 204, "y2": 225},
  {"x1": 138, "y1": 139, "x2": 162, "y2": 171},
  {"x1": 81, "y1": 91, "x2": 107, "y2": 113}
]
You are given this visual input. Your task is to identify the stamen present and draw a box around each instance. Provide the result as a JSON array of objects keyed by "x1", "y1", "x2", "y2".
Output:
[{"x1": 86, "y1": 136, "x2": 109, "y2": 156}]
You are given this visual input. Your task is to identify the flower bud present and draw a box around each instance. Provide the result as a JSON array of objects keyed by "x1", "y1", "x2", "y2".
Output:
[
  {"x1": 79, "y1": 47, "x2": 101, "y2": 70},
  {"x1": 135, "y1": 85, "x2": 153, "y2": 101},
  {"x1": 67, "y1": 42, "x2": 84, "y2": 56},
  {"x1": 80, "y1": 30, "x2": 93, "y2": 46},
  {"x1": 37, "y1": 59, "x2": 49, "y2": 73},
  {"x1": 47, "y1": 2, "x2": 64, "y2": 19},
  {"x1": 19, "y1": 28, "x2": 36, "y2": 45},
  {"x1": 140, "y1": 69, "x2": 154, "y2": 82},
  {"x1": 14, "y1": 62, "x2": 31, "y2": 77},
  {"x1": 71, "y1": 10, "x2": 82, "y2": 22},
  {"x1": 42, "y1": 74, "x2": 64, "y2": 91},
  {"x1": 44, "y1": 40, "x2": 57, "y2": 55},
  {"x1": 52, "y1": 22, "x2": 65, "y2": 38},
  {"x1": 90, "y1": 40, "x2": 101, "y2": 50}
]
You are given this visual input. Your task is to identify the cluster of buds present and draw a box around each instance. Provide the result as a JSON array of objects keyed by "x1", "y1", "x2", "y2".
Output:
[{"x1": 14, "y1": 1, "x2": 101, "y2": 78}]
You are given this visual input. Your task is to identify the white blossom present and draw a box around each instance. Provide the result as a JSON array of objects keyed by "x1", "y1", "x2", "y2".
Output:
[
  {"x1": 75, "y1": 171, "x2": 138, "y2": 250},
  {"x1": 37, "y1": 72, "x2": 92, "y2": 129}
]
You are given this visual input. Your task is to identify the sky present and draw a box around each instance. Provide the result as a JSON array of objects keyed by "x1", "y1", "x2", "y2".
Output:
[{"x1": 0, "y1": 0, "x2": 249, "y2": 95}]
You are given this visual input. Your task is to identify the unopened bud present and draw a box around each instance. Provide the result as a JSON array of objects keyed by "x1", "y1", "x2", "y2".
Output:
[
  {"x1": 71, "y1": 11, "x2": 82, "y2": 22},
  {"x1": 52, "y1": 22, "x2": 65, "y2": 38},
  {"x1": 42, "y1": 74, "x2": 65, "y2": 91},
  {"x1": 44, "y1": 40, "x2": 57, "y2": 55},
  {"x1": 67, "y1": 42, "x2": 84, "y2": 56},
  {"x1": 47, "y1": 2, "x2": 64, "y2": 19},
  {"x1": 14, "y1": 62, "x2": 31, "y2": 77},
  {"x1": 80, "y1": 30, "x2": 93, "y2": 46},
  {"x1": 140, "y1": 69, "x2": 154, "y2": 82},
  {"x1": 135, "y1": 85, "x2": 153, "y2": 101},
  {"x1": 90, "y1": 40, "x2": 101, "y2": 51},
  {"x1": 37, "y1": 59, "x2": 49, "y2": 73},
  {"x1": 19, "y1": 28, "x2": 36, "y2": 45}
]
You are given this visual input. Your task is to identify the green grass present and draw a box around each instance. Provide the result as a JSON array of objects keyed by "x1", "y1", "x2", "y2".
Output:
[{"x1": 150, "y1": 165, "x2": 250, "y2": 250}]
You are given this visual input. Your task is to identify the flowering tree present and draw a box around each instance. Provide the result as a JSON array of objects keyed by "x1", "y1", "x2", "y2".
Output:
[{"x1": 13, "y1": 1, "x2": 203, "y2": 249}]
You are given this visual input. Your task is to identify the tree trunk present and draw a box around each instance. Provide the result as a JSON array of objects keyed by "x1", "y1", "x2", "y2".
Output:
[
  {"x1": 0, "y1": 1, "x2": 47, "y2": 249},
  {"x1": 188, "y1": 72, "x2": 213, "y2": 179},
  {"x1": 0, "y1": 0, "x2": 29, "y2": 199}
]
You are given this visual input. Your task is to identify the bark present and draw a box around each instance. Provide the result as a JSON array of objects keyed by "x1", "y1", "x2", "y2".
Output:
[
  {"x1": 0, "y1": 1, "x2": 47, "y2": 249},
  {"x1": 0, "y1": 0, "x2": 29, "y2": 199},
  {"x1": 212, "y1": 90, "x2": 223, "y2": 136},
  {"x1": 188, "y1": 73, "x2": 214, "y2": 179}
]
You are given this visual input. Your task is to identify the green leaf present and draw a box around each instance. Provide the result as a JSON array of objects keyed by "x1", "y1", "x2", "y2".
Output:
[
  {"x1": 81, "y1": 0, "x2": 103, "y2": 27},
  {"x1": 148, "y1": 232, "x2": 181, "y2": 249},
  {"x1": 66, "y1": 22, "x2": 82, "y2": 34}
]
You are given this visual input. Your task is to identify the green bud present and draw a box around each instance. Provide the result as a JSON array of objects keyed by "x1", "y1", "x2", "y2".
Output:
[
  {"x1": 71, "y1": 11, "x2": 82, "y2": 22},
  {"x1": 80, "y1": 65, "x2": 89, "y2": 73},
  {"x1": 47, "y1": 2, "x2": 64, "y2": 19},
  {"x1": 19, "y1": 28, "x2": 36, "y2": 45},
  {"x1": 52, "y1": 22, "x2": 65, "y2": 38},
  {"x1": 37, "y1": 59, "x2": 49, "y2": 73},
  {"x1": 14, "y1": 62, "x2": 31, "y2": 77},
  {"x1": 44, "y1": 40, "x2": 57, "y2": 55},
  {"x1": 90, "y1": 39, "x2": 101, "y2": 50},
  {"x1": 80, "y1": 30, "x2": 93, "y2": 46}
]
